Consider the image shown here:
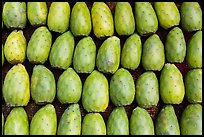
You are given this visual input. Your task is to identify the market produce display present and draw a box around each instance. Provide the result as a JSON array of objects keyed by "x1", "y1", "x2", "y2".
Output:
[{"x1": 2, "y1": 2, "x2": 202, "y2": 135}]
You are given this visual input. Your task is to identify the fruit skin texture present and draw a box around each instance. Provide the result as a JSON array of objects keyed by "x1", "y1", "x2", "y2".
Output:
[
  {"x1": 121, "y1": 33, "x2": 142, "y2": 70},
  {"x1": 27, "y1": 26, "x2": 52, "y2": 64},
  {"x1": 181, "y1": 2, "x2": 202, "y2": 32},
  {"x1": 70, "y1": 2, "x2": 91, "y2": 36},
  {"x1": 165, "y1": 27, "x2": 186, "y2": 63},
  {"x1": 91, "y1": 2, "x2": 114, "y2": 38},
  {"x1": 57, "y1": 68, "x2": 82, "y2": 104},
  {"x1": 47, "y1": 2, "x2": 70, "y2": 33},
  {"x1": 96, "y1": 36, "x2": 120, "y2": 74},
  {"x1": 154, "y1": 2, "x2": 180, "y2": 29},
  {"x1": 3, "y1": 64, "x2": 30, "y2": 107},
  {"x1": 184, "y1": 69, "x2": 202, "y2": 103},
  {"x1": 2, "y1": 44, "x2": 4, "y2": 66},
  {"x1": 49, "y1": 31, "x2": 75, "y2": 69},
  {"x1": 4, "y1": 107, "x2": 29, "y2": 135},
  {"x1": 30, "y1": 104, "x2": 57, "y2": 135},
  {"x1": 130, "y1": 107, "x2": 154, "y2": 135},
  {"x1": 186, "y1": 31, "x2": 202, "y2": 69},
  {"x1": 73, "y1": 36, "x2": 96, "y2": 73},
  {"x1": 180, "y1": 104, "x2": 202, "y2": 135},
  {"x1": 57, "y1": 104, "x2": 81, "y2": 135},
  {"x1": 107, "y1": 106, "x2": 129, "y2": 135},
  {"x1": 155, "y1": 105, "x2": 180, "y2": 135},
  {"x1": 110, "y1": 68, "x2": 135, "y2": 106},
  {"x1": 135, "y1": 2, "x2": 158, "y2": 36},
  {"x1": 27, "y1": 2, "x2": 48, "y2": 26},
  {"x1": 82, "y1": 113, "x2": 106, "y2": 135},
  {"x1": 135, "y1": 71, "x2": 159, "y2": 108},
  {"x1": 82, "y1": 70, "x2": 109, "y2": 112},
  {"x1": 160, "y1": 63, "x2": 185, "y2": 104},
  {"x1": 142, "y1": 34, "x2": 165, "y2": 71},
  {"x1": 4, "y1": 30, "x2": 27, "y2": 64},
  {"x1": 114, "y1": 2, "x2": 135, "y2": 36},
  {"x1": 2, "y1": 113, "x2": 4, "y2": 135},
  {"x1": 31, "y1": 65, "x2": 56, "y2": 105},
  {"x1": 3, "y1": 2, "x2": 27, "y2": 29}
]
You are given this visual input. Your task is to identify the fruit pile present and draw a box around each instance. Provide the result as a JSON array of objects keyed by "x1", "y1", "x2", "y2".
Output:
[{"x1": 2, "y1": 2, "x2": 202, "y2": 135}]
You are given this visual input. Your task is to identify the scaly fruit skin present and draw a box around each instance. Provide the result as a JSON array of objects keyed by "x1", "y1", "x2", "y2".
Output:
[
  {"x1": 30, "y1": 104, "x2": 57, "y2": 135},
  {"x1": 110, "y1": 68, "x2": 135, "y2": 106},
  {"x1": 186, "y1": 31, "x2": 202, "y2": 68},
  {"x1": 4, "y1": 30, "x2": 27, "y2": 64},
  {"x1": 135, "y1": 2, "x2": 158, "y2": 36},
  {"x1": 165, "y1": 27, "x2": 186, "y2": 63},
  {"x1": 107, "y1": 107, "x2": 129, "y2": 135},
  {"x1": 154, "y1": 2, "x2": 180, "y2": 29},
  {"x1": 27, "y1": 26, "x2": 52, "y2": 64},
  {"x1": 70, "y1": 2, "x2": 91, "y2": 36},
  {"x1": 91, "y1": 2, "x2": 114, "y2": 38},
  {"x1": 185, "y1": 69, "x2": 202, "y2": 103},
  {"x1": 130, "y1": 107, "x2": 154, "y2": 135},
  {"x1": 4, "y1": 107, "x2": 29, "y2": 135},
  {"x1": 57, "y1": 68, "x2": 82, "y2": 104},
  {"x1": 121, "y1": 33, "x2": 142, "y2": 70},
  {"x1": 47, "y1": 2, "x2": 70, "y2": 33},
  {"x1": 27, "y1": 2, "x2": 48, "y2": 26},
  {"x1": 49, "y1": 31, "x2": 75, "y2": 69},
  {"x1": 57, "y1": 104, "x2": 81, "y2": 135},
  {"x1": 181, "y1": 2, "x2": 202, "y2": 32},
  {"x1": 160, "y1": 63, "x2": 185, "y2": 104},
  {"x1": 82, "y1": 70, "x2": 109, "y2": 112},
  {"x1": 155, "y1": 105, "x2": 180, "y2": 135},
  {"x1": 114, "y1": 2, "x2": 135, "y2": 36},
  {"x1": 3, "y1": 2, "x2": 27, "y2": 29},
  {"x1": 3, "y1": 64, "x2": 30, "y2": 106},
  {"x1": 2, "y1": 113, "x2": 4, "y2": 135},
  {"x1": 82, "y1": 113, "x2": 106, "y2": 135},
  {"x1": 135, "y1": 71, "x2": 159, "y2": 108},
  {"x1": 2, "y1": 44, "x2": 4, "y2": 66},
  {"x1": 31, "y1": 65, "x2": 56, "y2": 105},
  {"x1": 142, "y1": 34, "x2": 165, "y2": 71},
  {"x1": 73, "y1": 36, "x2": 96, "y2": 73},
  {"x1": 180, "y1": 104, "x2": 202, "y2": 135},
  {"x1": 96, "y1": 36, "x2": 120, "y2": 74}
]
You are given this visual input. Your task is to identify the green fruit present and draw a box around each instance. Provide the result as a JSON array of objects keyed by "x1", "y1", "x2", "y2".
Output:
[
  {"x1": 3, "y1": 2, "x2": 27, "y2": 29},
  {"x1": 96, "y1": 36, "x2": 120, "y2": 74},
  {"x1": 31, "y1": 65, "x2": 56, "y2": 105},
  {"x1": 114, "y1": 2, "x2": 135, "y2": 35},
  {"x1": 107, "y1": 107, "x2": 129, "y2": 135},
  {"x1": 155, "y1": 105, "x2": 180, "y2": 135},
  {"x1": 3, "y1": 64, "x2": 30, "y2": 106},
  {"x1": 110, "y1": 68, "x2": 135, "y2": 106},
  {"x1": 4, "y1": 107, "x2": 29, "y2": 135},
  {"x1": 2, "y1": 44, "x2": 4, "y2": 66},
  {"x1": 91, "y1": 2, "x2": 114, "y2": 38},
  {"x1": 2, "y1": 113, "x2": 4, "y2": 135},
  {"x1": 135, "y1": 2, "x2": 158, "y2": 36},
  {"x1": 49, "y1": 31, "x2": 75, "y2": 69},
  {"x1": 27, "y1": 26, "x2": 52, "y2": 64},
  {"x1": 82, "y1": 70, "x2": 109, "y2": 112},
  {"x1": 82, "y1": 113, "x2": 106, "y2": 135},
  {"x1": 185, "y1": 69, "x2": 202, "y2": 103},
  {"x1": 57, "y1": 68, "x2": 82, "y2": 104},
  {"x1": 142, "y1": 34, "x2": 165, "y2": 71},
  {"x1": 130, "y1": 107, "x2": 154, "y2": 135},
  {"x1": 30, "y1": 104, "x2": 57, "y2": 135},
  {"x1": 27, "y1": 2, "x2": 48, "y2": 26},
  {"x1": 160, "y1": 63, "x2": 185, "y2": 104},
  {"x1": 181, "y1": 2, "x2": 202, "y2": 32},
  {"x1": 154, "y1": 2, "x2": 180, "y2": 29},
  {"x1": 121, "y1": 33, "x2": 142, "y2": 70},
  {"x1": 180, "y1": 104, "x2": 202, "y2": 135},
  {"x1": 57, "y1": 104, "x2": 81, "y2": 135},
  {"x1": 70, "y1": 2, "x2": 92, "y2": 36},
  {"x1": 4, "y1": 30, "x2": 27, "y2": 64},
  {"x1": 73, "y1": 36, "x2": 96, "y2": 73}
]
